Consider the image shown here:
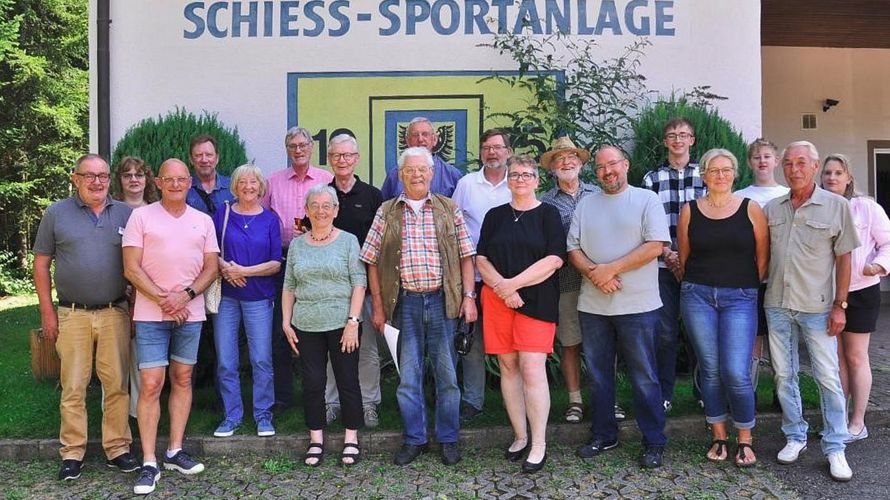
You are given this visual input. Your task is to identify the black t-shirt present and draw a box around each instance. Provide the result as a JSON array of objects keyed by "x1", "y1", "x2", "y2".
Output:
[
  {"x1": 477, "y1": 202, "x2": 566, "y2": 323},
  {"x1": 330, "y1": 177, "x2": 383, "y2": 247}
]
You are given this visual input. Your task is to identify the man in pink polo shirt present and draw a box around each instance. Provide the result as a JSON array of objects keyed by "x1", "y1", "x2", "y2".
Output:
[
  {"x1": 123, "y1": 159, "x2": 219, "y2": 495},
  {"x1": 262, "y1": 126, "x2": 333, "y2": 409}
]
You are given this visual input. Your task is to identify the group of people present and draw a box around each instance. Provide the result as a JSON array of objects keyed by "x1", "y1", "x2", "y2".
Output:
[{"x1": 33, "y1": 115, "x2": 887, "y2": 495}]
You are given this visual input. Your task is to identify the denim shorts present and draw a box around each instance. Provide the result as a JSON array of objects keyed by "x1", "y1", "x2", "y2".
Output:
[{"x1": 134, "y1": 321, "x2": 202, "y2": 369}]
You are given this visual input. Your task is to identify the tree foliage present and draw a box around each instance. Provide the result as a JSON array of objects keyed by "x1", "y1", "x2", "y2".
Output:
[
  {"x1": 112, "y1": 108, "x2": 249, "y2": 177},
  {"x1": 0, "y1": 0, "x2": 87, "y2": 289}
]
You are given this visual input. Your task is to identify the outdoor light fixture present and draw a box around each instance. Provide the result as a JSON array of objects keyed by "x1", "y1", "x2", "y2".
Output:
[{"x1": 823, "y1": 99, "x2": 840, "y2": 112}]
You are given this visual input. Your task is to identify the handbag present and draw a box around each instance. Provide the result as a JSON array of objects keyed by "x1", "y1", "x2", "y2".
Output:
[{"x1": 204, "y1": 200, "x2": 230, "y2": 314}]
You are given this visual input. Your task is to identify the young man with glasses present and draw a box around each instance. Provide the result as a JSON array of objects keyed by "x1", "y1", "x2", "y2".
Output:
[{"x1": 641, "y1": 118, "x2": 706, "y2": 413}]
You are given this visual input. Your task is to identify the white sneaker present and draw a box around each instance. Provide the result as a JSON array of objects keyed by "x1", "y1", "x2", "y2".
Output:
[
  {"x1": 777, "y1": 440, "x2": 807, "y2": 464},
  {"x1": 828, "y1": 451, "x2": 853, "y2": 482}
]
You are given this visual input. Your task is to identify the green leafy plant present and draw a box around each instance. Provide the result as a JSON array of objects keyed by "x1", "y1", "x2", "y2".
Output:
[
  {"x1": 480, "y1": 31, "x2": 651, "y2": 190},
  {"x1": 630, "y1": 96, "x2": 751, "y2": 188},
  {"x1": 0, "y1": 250, "x2": 34, "y2": 295},
  {"x1": 111, "y1": 107, "x2": 248, "y2": 176}
]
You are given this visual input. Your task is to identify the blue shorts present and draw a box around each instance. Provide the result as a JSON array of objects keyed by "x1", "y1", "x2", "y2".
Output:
[{"x1": 134, "y1": 321, "x2": 202, "y2": 369}]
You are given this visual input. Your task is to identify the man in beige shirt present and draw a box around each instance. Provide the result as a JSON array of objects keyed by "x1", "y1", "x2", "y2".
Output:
[{"x1": 763, "y1": 141, "x2": 860, "y2": 482}]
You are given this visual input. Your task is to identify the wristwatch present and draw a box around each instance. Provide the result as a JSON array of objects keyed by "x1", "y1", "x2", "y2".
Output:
[
  {"x1": 347, "y1": 315, "x2": 362, "y2": 324},
  {"x1": 184, "y1": 287, "x2": 197, "y2": 300},
  {"x1": 463, "y1": 290, "x2": 478, "y2": 299},
  {"x1": 833, "y1": 300, "x2": 848, "y2": 310}
]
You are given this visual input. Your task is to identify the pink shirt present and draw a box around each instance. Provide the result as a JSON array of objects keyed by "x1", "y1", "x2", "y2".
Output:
[
  {"x1": 122, "y1": 202, "x2": 220, "y2": 322},
  {"x1": 261, "y1": 165, "x2": 333, "y2": 246},
  {"x1": 849, "y1": 196, "x2": 890, "y2": 292}
]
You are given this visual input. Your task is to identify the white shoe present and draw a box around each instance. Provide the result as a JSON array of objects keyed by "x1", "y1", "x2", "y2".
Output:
[
  {"x1": 777, "y1": 440, "x2": 807, "y2": 464},
  {"x1": 828, "y1": 451, "x2": 853, "y2": 482},
  {"x1": 844, "y1": 425, "x2": 869, "y2": 443}
]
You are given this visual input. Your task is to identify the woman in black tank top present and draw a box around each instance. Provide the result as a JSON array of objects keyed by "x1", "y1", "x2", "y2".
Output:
[{"x1": 676, "y1": 149, "x2": 769, "y2": 467}]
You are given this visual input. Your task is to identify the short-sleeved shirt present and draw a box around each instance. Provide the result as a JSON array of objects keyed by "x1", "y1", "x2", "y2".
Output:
[
  {"x1": 641, "y1": 161, "x2": 706, "y2": 267},
  {"x1": 764, "y1": 186, "x2": 861, "y2": 313},
  {"x1": 33, "y1": 195, "x2": 133, "y2": 304},
  {"x1": 360, "y1": 194, "x2": 476, "y2": 292},
  {"x1": 330, "y1": 176, "x2": 383, "y2": 247},
  {"x1": 567, "y1": 187, "x2": 670, "y2": 316},
  {"x1": 283, "y1": 232, "x2": 367, "y2": 332},
  {"x1": 476, "y1": 203, "x2": 566, "y2": 323},
  {"x1": 450, "y1": 168, "x2": 511, "y2": 246},
  {"x1": 213, "y1": 205, "x2": 282, "y2": 301},
  {"x1": 734, "y1": 184, "x2": 789, "y2": 208},
  {"x1": 122, "y1": 202, "x2": 220, "y2": 322},
  {"x1": 186, "y1": 173, "x2": 235, "y2": 215},
  {"x1": 380, "y1": 155, "x2": 463, "y2": 200},
  {"x1": 262, "y1": 165, "x2": 333, "y2": 247},
  {"x1": 540, "y1": 182, "x2": 602, "y2": 293}
]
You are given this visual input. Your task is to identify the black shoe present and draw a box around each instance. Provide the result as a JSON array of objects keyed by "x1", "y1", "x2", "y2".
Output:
[
  {"x1": 440, "y1": 442, "x2": 461, "y2": 465},
  {"x1": 58, "y1": 459, "x2": 83, "y2": 481},
  {"x1": 393, "y1": 443, "x2": 428, "y2": 465},
  {"x1": 106, "y1": 452, "x2": 140, "y2": 472},
  {"x1": 460, "y1": 404, "x2": 483, "y2": 423},
  {"x1": 504, "y1": 440, "x2": 531, "y2": 462},
  {"x1": 576, "y1": 438, "x2": 619, "y2": 459},
  {"x1": 640, "y1": 446, "x2": 665, "y2": 468},
  {"x1": 521, "y1": 453, "x2": 547, "y2": 473}
]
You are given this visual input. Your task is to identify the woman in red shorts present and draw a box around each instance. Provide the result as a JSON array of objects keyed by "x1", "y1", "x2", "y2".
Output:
[{"x1": 475, "y1": 155, "x2": 566, "y2": 473}]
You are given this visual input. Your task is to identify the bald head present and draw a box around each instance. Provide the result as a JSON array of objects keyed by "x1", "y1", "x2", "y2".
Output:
[{"x1": 158, "y1": 158, "x2": 189, "y2": 177}]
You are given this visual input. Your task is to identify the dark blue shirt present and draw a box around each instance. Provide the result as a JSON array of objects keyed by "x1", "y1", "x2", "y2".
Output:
[
  {"x1": 187, "y1": 173, "x2": 236, "y2": 215},
  {"x1": 213, "y1": 205, "x2": 282, "y2": 301}
]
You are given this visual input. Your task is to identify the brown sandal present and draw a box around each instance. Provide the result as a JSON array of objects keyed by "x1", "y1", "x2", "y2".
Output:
[
  {"x1": 707, "y1": 439, "x2": 729, "y2": 462},
  {"x1": 735, "y1": 442, "x2": 757, "y2": 468}
]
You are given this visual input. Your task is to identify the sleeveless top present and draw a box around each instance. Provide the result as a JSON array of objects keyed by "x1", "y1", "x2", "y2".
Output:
[{"x1": 684, "y1": 198, "x2": 759, "y2": 288}]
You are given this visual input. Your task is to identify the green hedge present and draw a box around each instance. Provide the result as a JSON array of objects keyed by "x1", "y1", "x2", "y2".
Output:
[
  {"x1": 111, "y1": 108, "x2": 248, "y2": 176},
  {"x1": 630, "y1": 97, "x2": 751, "y2": 189}
]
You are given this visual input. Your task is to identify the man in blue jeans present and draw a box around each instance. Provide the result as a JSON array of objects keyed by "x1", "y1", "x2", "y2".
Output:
[
  {"x1": 567, "y1": 146, "x2": 671, "y2": 468},
  {"x1": 123, "y1": 159, "x2": 219, "y2": 495},
  {"x1": 764, "y1": 141, "x2": 860, "y2": 482},
  {"x1": 361, "y1": 147, "x2": 477, "y2": 466}
]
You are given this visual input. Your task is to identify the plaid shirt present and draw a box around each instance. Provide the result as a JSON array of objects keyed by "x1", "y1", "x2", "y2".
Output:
[
  {"x1": 540, "y1": 182, "x2": 601, "y2": 293},
  {"x1": 261, "y1": 165, "x2": 333, "y2": 247},
  {"x1": 641, "y1": 161, "x2": 706, "y2": 266},
  {"x1": 361, "y1": 194, "x2": 475, "y2": 292}
]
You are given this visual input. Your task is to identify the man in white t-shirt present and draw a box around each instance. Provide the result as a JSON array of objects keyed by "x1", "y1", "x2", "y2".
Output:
[
  {"x1": 123, "y1": 159, "x2": 219, "y2": 495},
  {"x1": 734, "y1": 138, "x2": 789, "y2": 392}
]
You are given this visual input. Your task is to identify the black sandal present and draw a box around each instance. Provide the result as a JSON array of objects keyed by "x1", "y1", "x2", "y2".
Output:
[
  {"x1": 707, "y1": 439, "x2": 729, "y2": 462},
  {"x1": 341, "y1": 443, "x2": 361, "y2": 466},
  {"x1": 735, "y1": 442, "x2": 757, "y2": 468},
  {"x1": 304, "y1": 442, "x2": 324, "y2": 467}
]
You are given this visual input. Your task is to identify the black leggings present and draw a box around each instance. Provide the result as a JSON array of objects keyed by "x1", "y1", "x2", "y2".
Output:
[{"x1": 296, "y1": 327, "x2": 362, "y2": 430}]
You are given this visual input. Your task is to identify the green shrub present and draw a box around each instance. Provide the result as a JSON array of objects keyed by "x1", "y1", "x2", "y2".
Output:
[
  {"x1": 0, "y1": 251, "x2": 34, "y2": 296},
  {"x1": 111, "y1": 108, "x2": 248, "y2": 176},
  {"x1": 630, "y1": 97, "x2": 750, "y2": 189}
]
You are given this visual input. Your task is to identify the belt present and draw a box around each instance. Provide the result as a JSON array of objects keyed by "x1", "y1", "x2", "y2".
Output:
[
  {"x1": 401, "y1": 288, "x2": 442, "y2": 297},
  {"x1": 58, "y1": 297, "x2": 126, "y2": 311}
]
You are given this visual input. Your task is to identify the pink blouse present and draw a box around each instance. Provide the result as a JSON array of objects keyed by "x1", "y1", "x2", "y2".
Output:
[{"x1": 849, "y1": 196, "x2": 890, "y2": 292}]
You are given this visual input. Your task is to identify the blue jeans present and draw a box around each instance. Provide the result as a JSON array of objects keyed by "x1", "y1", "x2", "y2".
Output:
[
  {"x1": 212, "y1": 296, "x2": 275, "y2": 424},
  {"x1": 766, "y1": 307, "x2": 848, "y2": 455},
  {"x1": 134, "y1": 321, "x2": 202, "y2": 369},
  {"x1": 579, "y1": 310, "x2": 666, "y2": 447},
  {"x1": 397, "y1": 290, "x2": 460, "y2": 445},
  {"x1": 655, "y1": 269, "x2": 680, "y2": 402},
  {"x1": 680, "y1": 282, "x2": 757, "y2": 428}
]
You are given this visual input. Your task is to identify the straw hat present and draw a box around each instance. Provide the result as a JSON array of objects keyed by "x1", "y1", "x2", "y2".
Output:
[{"x1": 540, "y1": 137, "x2": 591, "y2": 168}]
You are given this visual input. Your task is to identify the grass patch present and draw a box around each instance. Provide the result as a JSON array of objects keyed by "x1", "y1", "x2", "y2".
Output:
[{"x1": 1, "y1": 295, "x2": 822, "y2": 439}]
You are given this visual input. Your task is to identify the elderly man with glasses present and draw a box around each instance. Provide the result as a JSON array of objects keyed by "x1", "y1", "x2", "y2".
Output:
[
  {"x1": 380, "y1": 117, "x2": 465, "y2": 200},
  {"x1": 262, "y1": 127, "x2": 334, "y2": 410}
]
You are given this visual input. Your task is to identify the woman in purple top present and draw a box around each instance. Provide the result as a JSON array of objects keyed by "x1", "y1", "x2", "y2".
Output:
[
  {"x1": 821, "y1": 154, "x2": 890, "y2": 443},
  {"x1": 211, "y1": 164, "x2": 282, "y2": 438}
]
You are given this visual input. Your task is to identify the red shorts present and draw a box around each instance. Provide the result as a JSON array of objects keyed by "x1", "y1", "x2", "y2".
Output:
[{"x1": 481, "y1": 285, "x2": 556, "y2": 354}]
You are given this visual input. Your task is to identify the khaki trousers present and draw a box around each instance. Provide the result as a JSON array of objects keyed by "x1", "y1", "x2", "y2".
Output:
[{"x1": 56, "y1": 305, "x2": 132, "y2": 460}]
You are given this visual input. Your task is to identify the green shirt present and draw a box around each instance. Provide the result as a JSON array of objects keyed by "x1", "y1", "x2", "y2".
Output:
[{"x1": 283, "y1": 231, "x2": 367, "y2": 332}]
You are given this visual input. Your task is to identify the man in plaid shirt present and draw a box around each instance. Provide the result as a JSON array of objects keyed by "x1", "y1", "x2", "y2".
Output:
[
  {"x1": 640, "y1": 118, "x2": 706, "y2": 412},
  {"x1": 361, "y1": 146, "x2": 477, "y2": 467}
]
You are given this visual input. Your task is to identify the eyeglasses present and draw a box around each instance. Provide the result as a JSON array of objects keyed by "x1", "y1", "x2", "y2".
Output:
[
  {"x1": 400, "y1": 165, "x2": 432, "y2": 175},
  {"x1": 74, "y1": 172, "x2": 111, "y2": 183},
  {"x1": 287, "y1": 142, "x2": 312, "y2": 151},
  {"x1": 508, "y1": 172, "x2": 537, "y2": 181},
  {"x1": 481, "y1": 145, "x2": 508, "y2": 153},
  {"x1": 308, "y1": 202, "x2": 336, "y2": 211},
  {"x1": 552, "y1": 152, "x2": 580, "y2": 164},
  {"x1": 121, "y1": 172, "x2": 145, "y2": 180},
  {"x1": 158, "y1": 176, "x2": 190, "y2": 185},
  {"x1": 665, "y1": 133, "x2": 694, "y2": 141},
  {"x1": 407, "y1": 131, "x2": 435, "y2": 139},
  {"x1": 706, "y1": 168, "x2": 734, "y2": 178},
  {"x1": 329, "y1": 152, "x2": 358, "y2": 162},
  {"x1": 594, "y1": 159, "x2": 625, "y2": 171}
]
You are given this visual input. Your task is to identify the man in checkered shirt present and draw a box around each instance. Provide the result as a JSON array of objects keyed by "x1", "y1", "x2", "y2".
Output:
[{"x1": 640, "y1": 117, "x2": 707, "y2": 413}]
